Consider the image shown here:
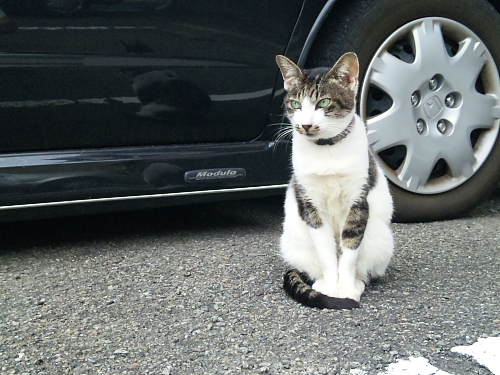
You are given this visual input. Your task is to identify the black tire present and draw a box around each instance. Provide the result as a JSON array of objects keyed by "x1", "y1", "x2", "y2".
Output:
[{"x1": 308, "y1": 0, "x2": 500, "y2": 222}]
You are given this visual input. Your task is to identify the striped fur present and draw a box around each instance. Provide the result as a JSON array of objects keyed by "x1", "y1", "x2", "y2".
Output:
[
  {"x1": 291, "y1": 175, "x2": 323, "y2": 229},
  {"x1": 341, "y1": 154, "x2": 379, "y2": 250},
  {"x1": 276, "y1": 53, "x2": 394, "y2": 309}
]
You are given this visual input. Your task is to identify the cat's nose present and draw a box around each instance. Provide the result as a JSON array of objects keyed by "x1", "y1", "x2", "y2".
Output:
[{"x1": 302, "y1": 124, "x2": 312, "y2": 131}]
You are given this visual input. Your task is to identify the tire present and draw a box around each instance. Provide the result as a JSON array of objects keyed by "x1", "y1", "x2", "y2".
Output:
[{"x1": 308, "y1": 0, "x2": 500, "y2": 222}]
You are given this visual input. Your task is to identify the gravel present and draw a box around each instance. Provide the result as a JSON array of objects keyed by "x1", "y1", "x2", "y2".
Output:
[{"x1": 1, "y1": 192, "x2": 499, "y2": 375}]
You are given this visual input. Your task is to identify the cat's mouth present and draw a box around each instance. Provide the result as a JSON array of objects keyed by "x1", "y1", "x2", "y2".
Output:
[{"x1": 296, "y1": 125, "x2": 320, "y2": 137}]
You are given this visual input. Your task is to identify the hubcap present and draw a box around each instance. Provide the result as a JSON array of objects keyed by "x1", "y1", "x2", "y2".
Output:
[{"x1": 360, "y1": 17, "x2": 500, "y2": 194}]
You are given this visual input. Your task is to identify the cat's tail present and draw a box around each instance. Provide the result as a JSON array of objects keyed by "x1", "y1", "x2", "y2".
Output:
[{"x1": 283, "y1": 269, "x2": 359, "y2": 310}]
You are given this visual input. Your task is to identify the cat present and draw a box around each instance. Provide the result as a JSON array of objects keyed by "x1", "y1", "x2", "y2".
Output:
[{"x1": 275, "y1": 52, "x2": 394, "y2": 309}]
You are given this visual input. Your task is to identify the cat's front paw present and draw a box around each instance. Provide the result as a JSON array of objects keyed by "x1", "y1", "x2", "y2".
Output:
[
  {"x1": 312, "y1": 279, "x2": 338, "y2": 298},
  {"x1": 336, "y1": 282, "x2": 362, "y2": 302}
]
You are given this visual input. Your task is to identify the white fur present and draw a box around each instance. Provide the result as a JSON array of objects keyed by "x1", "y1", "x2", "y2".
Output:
[{"x1": 280, "y1": 107, "x2": 394, "y2": 302}]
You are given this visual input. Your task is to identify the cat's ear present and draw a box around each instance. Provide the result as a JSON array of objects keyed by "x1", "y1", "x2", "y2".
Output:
[
  {"x1": 324, "y1": 52, "x2": 359, "y2": 91},
  {"x1": 276, "y1": 55, "x2": 304, "y2": 91}
]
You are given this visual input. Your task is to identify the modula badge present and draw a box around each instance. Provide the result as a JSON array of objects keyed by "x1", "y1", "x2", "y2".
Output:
[{"x1": 184, "y1": 168, "x2": 246, "y2": 182}]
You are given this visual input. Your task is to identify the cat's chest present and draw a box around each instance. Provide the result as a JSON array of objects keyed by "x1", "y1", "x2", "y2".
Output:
[{"x1": 302, "y1": 173, "x2": 365, "y2": 216}]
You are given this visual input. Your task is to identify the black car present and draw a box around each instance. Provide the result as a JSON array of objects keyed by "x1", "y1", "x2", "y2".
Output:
[{"x1": 1, "y1": 0, "x2": 500, "y2": 222}]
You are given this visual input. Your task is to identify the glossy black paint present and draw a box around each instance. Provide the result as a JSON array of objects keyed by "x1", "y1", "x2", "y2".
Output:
[
  {"x1": 0, "y1": 0, "x2": 333, "y2": 221},
  {"x1": 1, "y1": 0, "x2": 304, "y2": 152},
  {"x1": 2, "y1": 142, "x2": 292, "y2": 204},
  {"x1": 0, "y1": 140, "x2": 291, "y2": 221}
]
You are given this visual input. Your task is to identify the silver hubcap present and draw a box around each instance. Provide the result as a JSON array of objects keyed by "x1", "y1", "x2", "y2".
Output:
[{"x1": 360, "y1": 17, "x2": 500, "y2": 194}]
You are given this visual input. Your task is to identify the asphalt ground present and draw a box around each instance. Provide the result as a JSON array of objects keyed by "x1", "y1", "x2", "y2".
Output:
[{"x1": 1, "y1": 190, "x2": 499, "y2": 375}]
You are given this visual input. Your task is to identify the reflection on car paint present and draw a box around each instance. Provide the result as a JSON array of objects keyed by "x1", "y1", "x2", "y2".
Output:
[
  {"x1": 0, "y1": 0, "x2": 310, "y2": 221},
  {"x1": 0, "y1": 89, "x2": 277, "y2": 109},
  {"x1": 132, "y1": 70, "x2": 211, "y2": 121},
  {"x1": 18, "y1": 26, "x2": 156, "y2": 30},
  {"x1": 0, "y1": 0, "x2": 299, "y2": 152}
]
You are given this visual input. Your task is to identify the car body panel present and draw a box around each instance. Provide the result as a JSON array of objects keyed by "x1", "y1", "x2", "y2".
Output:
[
  {"x1": 0, "y1": 141, "x2": 291, "y2": 221},
  {"x1": 0, "y1": 0, "x2": 304, "y2": 152},
  {"x1": 0, "y1": 0, "x2": 330, "y2": 221}
]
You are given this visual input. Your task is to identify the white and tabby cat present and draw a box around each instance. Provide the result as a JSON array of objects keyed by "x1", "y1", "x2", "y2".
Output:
[{"x1": 276, "y1": 53, "x2": 394, "y2": 309}]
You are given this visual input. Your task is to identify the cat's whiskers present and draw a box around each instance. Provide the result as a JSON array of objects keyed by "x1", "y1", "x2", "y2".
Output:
[
  {"x1": 267, "y1": 121, "x2": 289, "y2": 127},
  {"x1": 272, "y1": 123, "x2": 294, "y2": 153},
  {"x1": 275, "y1": 127, "x2": 293, "y2": 142}
]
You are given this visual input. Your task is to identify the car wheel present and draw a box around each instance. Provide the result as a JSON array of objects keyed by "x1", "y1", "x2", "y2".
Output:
[{"x1": 308, "y1": 0, "x2": 500, "y2": 222}]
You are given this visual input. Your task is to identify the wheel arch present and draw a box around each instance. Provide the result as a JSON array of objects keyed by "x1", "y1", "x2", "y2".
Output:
[
  {"x1": 297, "y1": 0, "x2": 343, "y2": 68},
  {"x1": 488, "y1": 0, "x2": 500, "y2": 13},
  {"x1": 301, "y1": 0, "x2": 500, "y2": 70}
]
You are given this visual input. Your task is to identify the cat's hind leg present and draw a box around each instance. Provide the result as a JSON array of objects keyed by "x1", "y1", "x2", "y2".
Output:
[
  {"x1": 357, "y1": 219, "x2": 394, "y2": 281},
  {"x1": 357, "y1": 169, "x2": 394, "y2": 281},
  {"x1": 280, "y1": 189, "x2": 323, "y2": 282},
  {"x1": 280, "y1": 228, "x2": 323, "y2": 281}
]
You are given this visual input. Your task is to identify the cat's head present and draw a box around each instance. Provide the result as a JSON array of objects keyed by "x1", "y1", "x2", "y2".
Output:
[{"x1": 275, "y1": 52, "x2": 359, "y2": 140}]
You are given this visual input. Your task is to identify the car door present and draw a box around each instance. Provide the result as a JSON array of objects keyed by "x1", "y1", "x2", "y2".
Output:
[{"x1": 0, "y1": 0, "x2": 303, "y2": 153}]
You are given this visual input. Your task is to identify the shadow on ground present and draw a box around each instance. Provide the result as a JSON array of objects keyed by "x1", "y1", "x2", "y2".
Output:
[
  {"x1": 2, "y1": 188, "x2": 499, "y2": 253},
  {"x1": 0, "y1": 195, "x2": 285, "y2": 253}
]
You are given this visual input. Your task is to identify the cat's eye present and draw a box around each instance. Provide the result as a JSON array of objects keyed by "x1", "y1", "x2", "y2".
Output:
[
  {"x1": 317, "y1": 98, "x2": 332, "y2": 108},
  {"x1": 290, "y1": 100, "x2": 302, "y2": 109}
]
